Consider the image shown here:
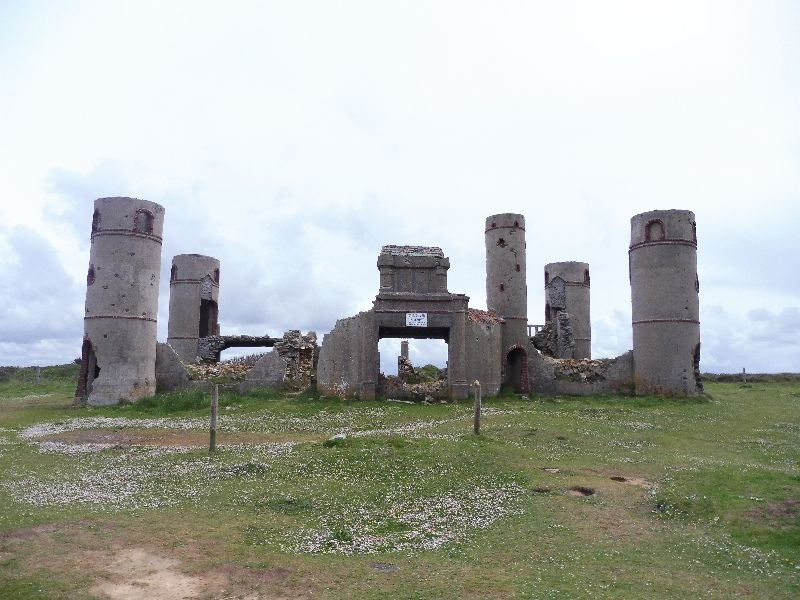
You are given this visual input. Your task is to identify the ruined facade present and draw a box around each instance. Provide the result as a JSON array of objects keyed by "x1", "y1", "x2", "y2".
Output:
[
  {"x1": 75, "y1": 197, "x2": 702, "y2": 404},
  {"x1": 317, "y1": 245, "x2": 476, "y2": 399},
  {"x1": 318, "y1": 210, "x2": 701, "y2": 399}
]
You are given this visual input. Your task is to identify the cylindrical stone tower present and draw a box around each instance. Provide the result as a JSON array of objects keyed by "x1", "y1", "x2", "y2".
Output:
[
  {"x1": 75, "y1": 197, "x2": 165, "y2": 405},
  {"x1": 167, "y1": 254, "x2": 221, "y2": 362},
  {"x1": 544, "y1": 261, "x2": 591, "y2": 359},
  {"x1": 486, "y1": 213, "x2": 529, "y2": 392},
  {"x1": 629, "y1": 209, "x2": 701, "y2": 396}
]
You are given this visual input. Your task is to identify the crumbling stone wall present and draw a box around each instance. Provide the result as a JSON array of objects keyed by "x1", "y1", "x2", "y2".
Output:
[
  {"x1": 529, "y1": 350, "x2": 634, "y2": 396},
  {"x1": 155, "y1": 343, "x2": 190, "y2": 392},
  {"x1": 272, "y1": 330, "x2": 317, "y2": 391},
  {"x1": 532, "y1": 312, "x2": 576, "y2": 359},
  {"x1": 465, "y1": 309, "x2": 503, "y2": 396},
  {"x1": 159, "y1": 331, "x2": 318, "y2": 394},
  {"x1": 196, "y1": 335, "x2": 279, "y2": 362},
  {"x1": 317, "y1": 312, "x2": 372, "y2": 398}
]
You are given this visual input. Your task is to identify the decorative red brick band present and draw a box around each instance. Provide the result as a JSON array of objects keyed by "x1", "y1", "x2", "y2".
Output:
[
  {"x1": 485, "y1": 225, "x2": 525, "y2": 233},
  {"x1": 632, "y1": 318, "x2": 700, "y2": 325},
  {"x1": 84, "y1": 315, "x2": 157, "y2": 323},
  {"x1": 170, "y1": 279, "x2": 219, "y2": 286},
  {"x1": 374, "y1": 309, "x2": 466, "y2": 315},
  {"x1": 629, "y1": 239, "x2": 696, "y2": 252},
  {"x1": 91, "y1": 229, "x2": 163, "y2": 244}
]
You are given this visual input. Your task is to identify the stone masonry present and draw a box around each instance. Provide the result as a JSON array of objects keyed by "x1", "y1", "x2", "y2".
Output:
[{"x1": 81, "y1": 198, "x2": 702, "y2": 403}]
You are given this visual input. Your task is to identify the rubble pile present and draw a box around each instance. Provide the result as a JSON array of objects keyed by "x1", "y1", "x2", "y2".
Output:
[
  {"x1": 379, "y1": 375, "x2": 448, "y2": 401},
  {"x1": 548, "y1": 357, "x2": 613, "y2": 383},
  {"x1": 185, "y1": 361, "x2": 252, "y2": 382},
  {"x1": 532, "y1": 312, "x2": 575, "y2": 359},
  {"x1": 274, "y1": 330, "x2": 318, "y2": 390},
  {"x1": 379, "y1": 359, "x2": 448, "y2": 400}
]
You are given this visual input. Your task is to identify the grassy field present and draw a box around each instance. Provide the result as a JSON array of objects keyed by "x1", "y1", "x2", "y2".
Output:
[{"x1": 0, "y1": 366, "x2": 797, "y2": 599}]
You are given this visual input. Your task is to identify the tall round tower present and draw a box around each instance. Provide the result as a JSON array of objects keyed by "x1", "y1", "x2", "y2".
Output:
[
  {"x1": 629, "y1": 209, "x2": 701, "y2": 396},
  {"x1": 544, "y1": 261, "x2": 591, "y2": 359},
  {"x1": 75, "y1": 197, "x2": 165, "y2": 405},
  {"x1": 167, "y1": 254, "x2": 221, "y2": 362},
  {"x1": 485, "y1": 213, "x2": 529, "y2": 392}
]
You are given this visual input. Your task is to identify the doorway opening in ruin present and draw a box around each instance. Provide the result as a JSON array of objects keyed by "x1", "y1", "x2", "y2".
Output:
[
  {"x1": 504, "y1": 347, "x2": 529, "y2": 394},
  {"x1": 377, "y1": 329, "x2": 449, "y2": 399},
  {"x1": 378, "y1": 338, "x2": 447, "y2": 376},
  {"x1": 199, "y1": 300, "x2": 219, "y2": 338},
  {"x1": 75, "y1": 338, "x2": 99, "y2": 400}
]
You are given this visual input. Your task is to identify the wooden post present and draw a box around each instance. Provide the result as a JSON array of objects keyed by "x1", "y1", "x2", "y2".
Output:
[
  {"x1": 34, "y1": 366, "x2": 40, "y2": 385},
  {"x1": 209, "y1": 384, "x2": 219, "y2": 452},
  {"x1": 473, "y1": 379, "x2": 481, "y2": 435},
  {"x1": 742, "y1": 368, "x2": 747, "y2": 384}
]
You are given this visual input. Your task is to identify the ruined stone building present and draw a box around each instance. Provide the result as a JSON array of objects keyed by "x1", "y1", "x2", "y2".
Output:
[
  {"x1": 75, "y1": 198, "x2": 702, "y2": 405},
  {"x1": 317, "y1": 210, "x2": 702, "y2": 399}
]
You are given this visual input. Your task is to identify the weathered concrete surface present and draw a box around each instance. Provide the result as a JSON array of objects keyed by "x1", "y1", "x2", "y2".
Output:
[
  {"x1": 465, "y1": 309, "x2": 502, "y2": 397},
  {"x1": 318, "y1": 246, "x2": 474, "y2": 400},
  {"x1": 76, "y1": 197, "x2": 164, "y2": 406},
  {"x1": 317, "y1": 312, "x2": 371, "y2": 398},
  {"x1": 273, "y1": 330, "x2": 318, "y2": 391},
  {"x1": 156, "y1": 343, "x2": 190, "y2": 392},
  {"x1": 529, "y1": 351, "x2": 634, "y2": 396},
  {"x1": 167, "y1": 254, "x2": 220, "y2": 362},
  {"x1": 485, "y1": 214, "x2": 528, "y2": 363},
  {"x1": 197, "y1": 335, "x2": 278, "y2": 362},
  {"x1": 544, "y1": 262, "x2": 591, "y2": 358},
  {"x1": 237, "y1": 351, "x2": 288, "y2": 393},
  {"x1": 378, "y1": 245, "x2": 450, "y2": 295},
  {"x1": 630, "y1": 209, "x2": 701, "y2": 396}
]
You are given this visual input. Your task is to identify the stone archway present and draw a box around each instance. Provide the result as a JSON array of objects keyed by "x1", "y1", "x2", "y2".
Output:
[{"x1": 504, "y1": 346, "x2": 529, "y2": 394}]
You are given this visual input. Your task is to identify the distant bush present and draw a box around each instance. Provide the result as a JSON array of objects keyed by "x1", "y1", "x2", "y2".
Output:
[{"x1": 0, "y1": 367, "x2": 15, "y2": 383}]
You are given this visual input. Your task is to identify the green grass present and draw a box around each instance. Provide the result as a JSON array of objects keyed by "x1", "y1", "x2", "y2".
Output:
[{"x1": 0, "y1": 376, "x2": 798, "y2": 599}]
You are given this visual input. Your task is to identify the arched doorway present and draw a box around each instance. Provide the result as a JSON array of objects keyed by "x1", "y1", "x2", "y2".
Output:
[{"x1": 504, "y1": 347, "x2": 529, "y2": 393}]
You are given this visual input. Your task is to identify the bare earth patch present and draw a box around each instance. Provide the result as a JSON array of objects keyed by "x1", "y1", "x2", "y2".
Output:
[
  {"x1": 44, "y1": 429, "x2": 312, "y2": 448},
  {"x1": 610, "y1": 475, "x2": 657, "y2": 489},
  {"x1": 747, "y1": 499, "x2": 799, "y2": 530},
  {"x1": 91, "y1": 548, "x2": 206, "y2": 600},
  {"x1": 89, "y1": 547, "x2": 304, "y2": 600}
]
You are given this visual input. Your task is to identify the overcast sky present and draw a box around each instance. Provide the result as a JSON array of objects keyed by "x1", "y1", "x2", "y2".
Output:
[{"x1": 1, "y1": 0, "x2": 798, "y2": 374}]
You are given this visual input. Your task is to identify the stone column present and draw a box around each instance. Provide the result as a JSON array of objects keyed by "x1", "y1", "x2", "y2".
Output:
[
  {"x1": 167, "y1": 254, "x2": 220, "y2": 362},
  {"x1": 77, "y1": 197, "x2": 165, "y2": 405},
  {"x1": 629, "y1": 209, "x2": 701, "y2": 396}
]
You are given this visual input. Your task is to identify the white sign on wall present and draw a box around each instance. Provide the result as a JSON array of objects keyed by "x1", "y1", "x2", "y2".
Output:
[{"x1": 406, "y1": 312, "x2": 428, "y2": 327}]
